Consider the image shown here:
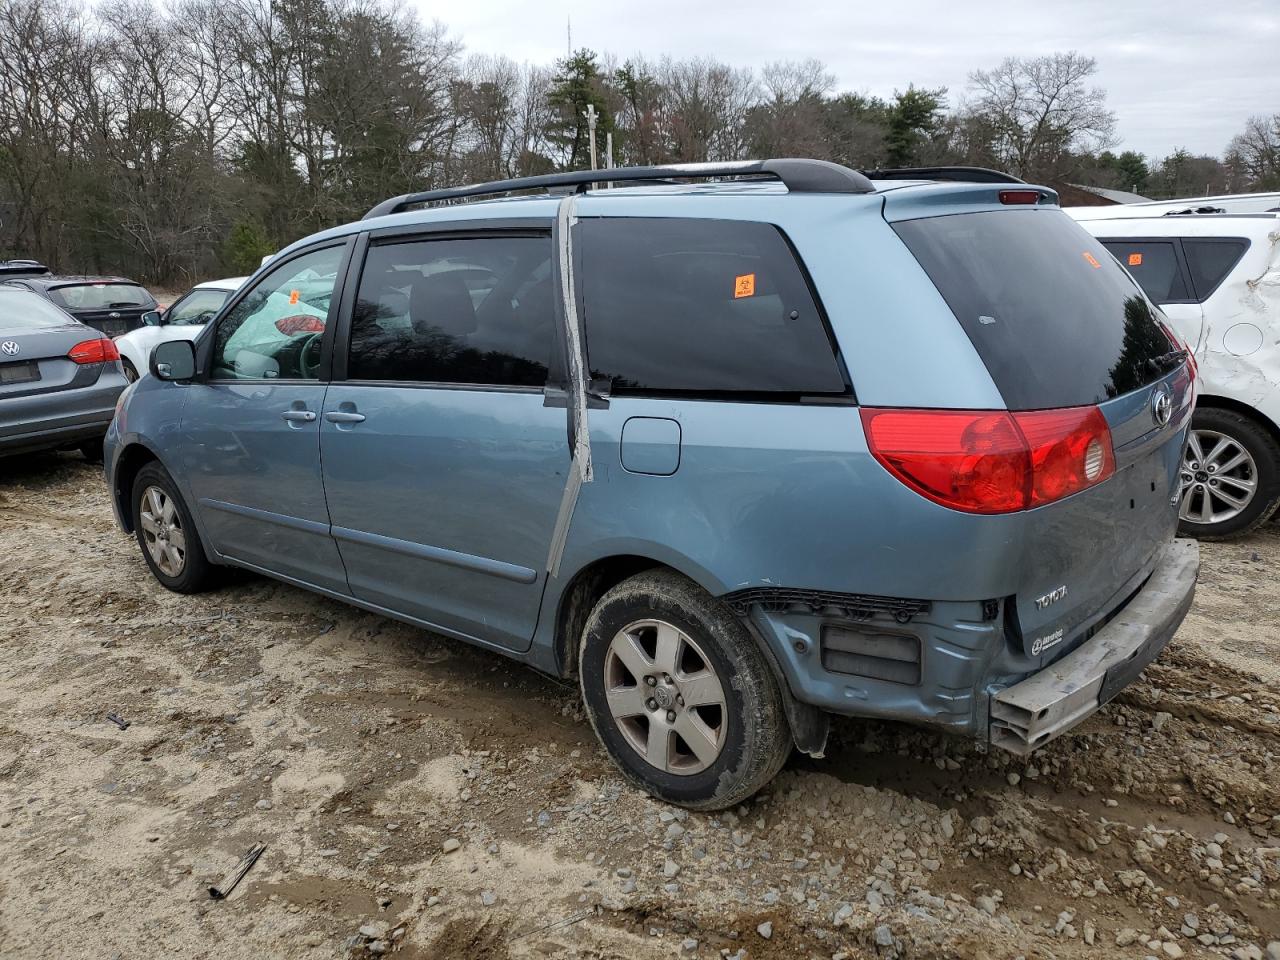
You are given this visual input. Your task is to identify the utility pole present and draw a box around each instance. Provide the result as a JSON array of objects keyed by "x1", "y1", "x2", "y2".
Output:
[
  {"x1": 584, "y1": 103, "x2": 599, "y2": 171},
  {"x1": 605, "y1": 131, "x2": 614, "y2": 189}
]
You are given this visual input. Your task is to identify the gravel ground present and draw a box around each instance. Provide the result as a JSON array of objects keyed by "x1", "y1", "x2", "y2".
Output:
[{"x1": 1, "y1": 453, "x2": 1278, "y2": 960}]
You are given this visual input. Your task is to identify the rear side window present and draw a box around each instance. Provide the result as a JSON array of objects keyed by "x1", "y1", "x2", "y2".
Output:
[
  {"x1": 1099, "y1": 241, "x2": 1190, "y2": 303},
  {"x1": 347, "y1": 236, "x2": 553, "y2": 387},
  {"x1": 579, "y1": 218, "x2": 846, "y2": 396},
  {"x1": 48, "y1": 283, "x2": 153, "y2": 310},
  {"x1": 894, "y1": 210, "x2": 1179, "y2": 410},
  {"x1": 1183, "y1": 239, "x2": 1249, "y2": 299}
]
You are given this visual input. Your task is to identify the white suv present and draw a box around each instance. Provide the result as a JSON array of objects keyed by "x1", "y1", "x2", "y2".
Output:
[{"x1": 1073, "y1": 209, "x2": 1280, "y2": 538}]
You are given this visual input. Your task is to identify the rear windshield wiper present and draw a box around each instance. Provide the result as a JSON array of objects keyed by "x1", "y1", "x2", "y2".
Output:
[
  {"x1": 1147, "y1": 349, "x2": 1189, "y2": 373},
  {"x1": 106, "y1": 301, "x2": 140, "y2": 308}
]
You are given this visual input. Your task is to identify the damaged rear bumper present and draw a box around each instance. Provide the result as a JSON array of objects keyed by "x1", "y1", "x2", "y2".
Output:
[{"x1": 989, "y1": 537, "x2": 1199, "y2": 754}]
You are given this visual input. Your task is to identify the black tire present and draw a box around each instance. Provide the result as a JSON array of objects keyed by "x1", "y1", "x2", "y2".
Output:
[
  {"x1": 578, "y1": 569, "x2": 791, "y2": 810},
  {"x1": 122, "y1": 358, "x2": 139, "y2": 382},
  {"x1": 1178, "y1": 407, "x2": 1280, "y2": 541},
  {"x1": 131, "y1": 461, "x2": 216, "y2": 592},
  {"x1": 79, "y1": 438, "x2": 104, "y2": 461}
]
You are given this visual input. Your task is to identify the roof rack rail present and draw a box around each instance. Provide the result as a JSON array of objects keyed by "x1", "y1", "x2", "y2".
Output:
[
  {"x1": 363, "y1": 159, "x2": 876, "y2": 219},
  {"x1": 862, "y1": 166, "x2": 1025, "y2": 184}
]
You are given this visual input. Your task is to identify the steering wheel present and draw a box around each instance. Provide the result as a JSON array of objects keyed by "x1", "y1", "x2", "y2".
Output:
[{"x1": 298, "y1": 332, "x2": 324, "y2": 379}]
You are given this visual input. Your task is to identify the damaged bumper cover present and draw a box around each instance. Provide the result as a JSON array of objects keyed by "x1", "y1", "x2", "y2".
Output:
[{"x1": 990, "y1": 537, "x2": 1199, "y2": 755}]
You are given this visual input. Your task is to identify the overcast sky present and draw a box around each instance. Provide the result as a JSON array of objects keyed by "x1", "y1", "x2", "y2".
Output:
[{"x1": 416, "y1": 0, "x2": 1280, "y2": 159}]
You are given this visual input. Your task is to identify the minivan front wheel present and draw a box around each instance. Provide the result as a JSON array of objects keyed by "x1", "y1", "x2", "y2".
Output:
[
  {"x1": 1178, "y1": 407, "x2": 1280, "y2": 540},
  {"x1": 579, "y1": 569, "x2": 791, "y2": 810},
  {"x1": 132, "y1": 461, "x2": 215, "y2": 592}
]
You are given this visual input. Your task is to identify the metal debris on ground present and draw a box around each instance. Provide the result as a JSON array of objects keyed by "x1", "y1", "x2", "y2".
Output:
[
  {"x1": 105, "y1": 713, "x2": 129, "y2": 730},
  {"x1": 510, "y1": 908, "x2": 595, "y2": 942},
  {"x1": 208, "y1": 843, "x2": 266, "y2": 900}
]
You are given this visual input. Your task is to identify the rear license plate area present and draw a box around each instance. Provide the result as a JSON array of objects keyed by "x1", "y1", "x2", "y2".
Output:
[{"x1": 0, "y1": 360, "x2": 40, "y2": 384}]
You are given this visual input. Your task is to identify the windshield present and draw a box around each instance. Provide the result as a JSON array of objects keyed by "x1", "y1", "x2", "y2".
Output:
[
  {"x1": 0, "y1": 289, "x2": 76, "y2": 331},
  {"x1": 49, "y1": 283, "x2": 154, "y2": 311},
  {"x1": 894, "y1": 209, "x2": 1180, "y2": 410}
]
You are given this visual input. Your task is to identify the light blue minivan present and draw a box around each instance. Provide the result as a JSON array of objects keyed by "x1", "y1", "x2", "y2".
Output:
[{"x1": 106, "y1": 160, "x2": 1199, "y2": 809}]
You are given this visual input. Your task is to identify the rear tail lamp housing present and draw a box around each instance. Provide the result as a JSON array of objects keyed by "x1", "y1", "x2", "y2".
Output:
[
  {"x1": 860, "y1": 406, "x2": 1116, "y2": 514},
  {"x1": 68, "y1": 338, "x2": 120, "y2": 364}
]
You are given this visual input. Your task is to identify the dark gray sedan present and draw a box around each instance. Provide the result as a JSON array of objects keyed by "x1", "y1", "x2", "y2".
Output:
[{"x1": 0, "y1": 285, "x2": 129, "y2": 458}]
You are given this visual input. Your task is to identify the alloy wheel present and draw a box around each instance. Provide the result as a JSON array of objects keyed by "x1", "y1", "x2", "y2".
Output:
[
  {"x1": 1179, "y1": 429, "x2": 1258, "y2": 525},
  {"x1": 602, "y1": 619, "x2": 727, "y2": 775},
  {"x1": 139, "y1": 484, "x2": 186, "y2": 577}
]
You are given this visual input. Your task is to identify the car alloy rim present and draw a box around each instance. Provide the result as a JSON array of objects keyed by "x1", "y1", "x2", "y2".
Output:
[
  {"x1": 602, "y1": 618, "x2": 727, "y2": 775},
  {"x1": 139, "y1": 484, "x2": 186, "y2": 577},
  {"x1": 1179, "y1": 429, "x2": 1258, "y2": 525}
]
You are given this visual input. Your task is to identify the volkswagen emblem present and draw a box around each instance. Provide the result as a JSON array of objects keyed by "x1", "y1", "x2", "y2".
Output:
[
  {"x1": 110, "y1": 312, "x2": 121, "y2": 319},
  {"x1": 0, "y1": 340, "x2": 18, "y2": 357},
  {"x1": 1151, "y1": 386, "x2": 1173, "y2": 427}
]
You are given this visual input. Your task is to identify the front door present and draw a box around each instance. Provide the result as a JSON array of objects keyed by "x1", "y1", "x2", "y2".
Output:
[
  {"x1": 179, "y1": 243, "x2": 350, "y2": 593},
  {"x1": 320, "y1": 230, "x2": 567, "y2": 651}
]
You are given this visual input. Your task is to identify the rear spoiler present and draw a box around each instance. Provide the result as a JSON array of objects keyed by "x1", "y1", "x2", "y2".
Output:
[{"x1": 863, "y1": 166, "x2": 1025, "y2": 184}]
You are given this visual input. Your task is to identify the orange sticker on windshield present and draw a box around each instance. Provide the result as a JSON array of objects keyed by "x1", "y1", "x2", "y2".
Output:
[
  {"x1": 1083, "y1": 252, "x2": 1102, "y2": 269},
  {"x1": 289, "y1": 290, "x2": 300, "y2": 305},
  {"x1": 734, "y1": 273, "x2": 756, "y2": 298},
  {"x1": 1128, "y1": 252, "x2": 1143, "y2": 266}
]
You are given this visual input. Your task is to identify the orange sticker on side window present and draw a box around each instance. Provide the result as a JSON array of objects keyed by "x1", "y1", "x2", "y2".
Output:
[
  {"x1": 1082, "y1": 252, "x2": 1102, "y2": 269},
  {"x1": 733, "y1": 273, "x2": 756, "y2": 298},
  {"x1": 1128, "y1": 252, "x2": 1143, "y2": 266},
  {"x1": 289, "y1": 290, "x2": 300, "y2": 305}
]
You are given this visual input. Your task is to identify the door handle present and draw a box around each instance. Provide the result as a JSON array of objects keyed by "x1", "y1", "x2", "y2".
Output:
[
  {"x1": 324, "y1": 411, "x2": 366, "y2": 424},
  {"x1": 281, "y1": 409, "x2": 317, "y2": 422}
]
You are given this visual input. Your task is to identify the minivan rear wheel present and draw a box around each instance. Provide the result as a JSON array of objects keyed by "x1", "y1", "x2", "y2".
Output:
[
  {"x1": 578, "y1": 569, "x2": 791, "y2": 810},
  {"x1": 1177, "y1": 407, "x2": 1280, "y2": 540},
  {"x1": 132, "y1": 461, "x2": 216, "y2": 592}
]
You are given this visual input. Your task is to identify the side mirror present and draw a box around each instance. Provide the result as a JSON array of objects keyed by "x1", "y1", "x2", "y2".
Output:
[
  {"x1": 141, "y1": 310, "x2": 164, "y2": 327},
  {"x1": 151, "y1": 339, "x2": 197, "y2": 381}
]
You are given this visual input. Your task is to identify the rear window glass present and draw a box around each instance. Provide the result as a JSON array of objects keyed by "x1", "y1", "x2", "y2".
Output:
[
  {"x1": 49, "y1": 283, "x2": 153, "y2": 310},
  {"x1": 1099, "y1": 241, "x2": 1190, "y2": 303},
  {"x1": 894, "y1": 210, "x2": 1179, "y2": 410},
  {"x1": 579, "y1": 218, "x2": 846, "y2": 396},
  {"x1": 1183, "y1": 239, "x2": 1249, "y2": 299},
  {"x1": 0, "y1": 289, "x2": 75, "y2": 329}
]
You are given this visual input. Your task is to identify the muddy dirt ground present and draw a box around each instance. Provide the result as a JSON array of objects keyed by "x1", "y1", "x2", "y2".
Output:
[{"x1": 1, "y1": 454, "x2": 1278, "y2": 960}]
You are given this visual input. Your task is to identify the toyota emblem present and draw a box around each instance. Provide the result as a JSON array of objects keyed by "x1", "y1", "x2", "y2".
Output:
[
  {"x1": 0, "y1": 340, "x2": 18, "y2": 357},
  {"x1": 1151, "y1": 386, "x2": 1173, "y2": 427}
]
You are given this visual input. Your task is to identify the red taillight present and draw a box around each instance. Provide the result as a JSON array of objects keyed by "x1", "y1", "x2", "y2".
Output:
[
  {"x1": 68, "y1": 338, "x2": 120, "y2": 364},
  {"x1": 275, "y1": 314, "x2": 325, "y2": 336},
  {"x1": 999, "y1": 190, "x2": 1042, "y2": 205},
  {"x1": 1015, "y1": 407, "x2": 1116, "y2": 508},
  {"x1": 861, "y1": 406, "x2": 1115, "y2": 514}
]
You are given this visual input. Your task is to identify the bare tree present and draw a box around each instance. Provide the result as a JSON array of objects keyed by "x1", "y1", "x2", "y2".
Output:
[
  {"x1": 1227, "y1": 114, "x2": 1280, "y2": 190},
  {"x1": 966, "y1": 52, "x2": 1116, "y2": 180},
  {"x1": 744, "y1": 59, "x2": 834, "y2": 159},
  {"x1": 659, "y1": 57, "x2": 757, "y2": 162},
  {"x1": 0, "y1": 0, "x2": 102, "y2": 265}
]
